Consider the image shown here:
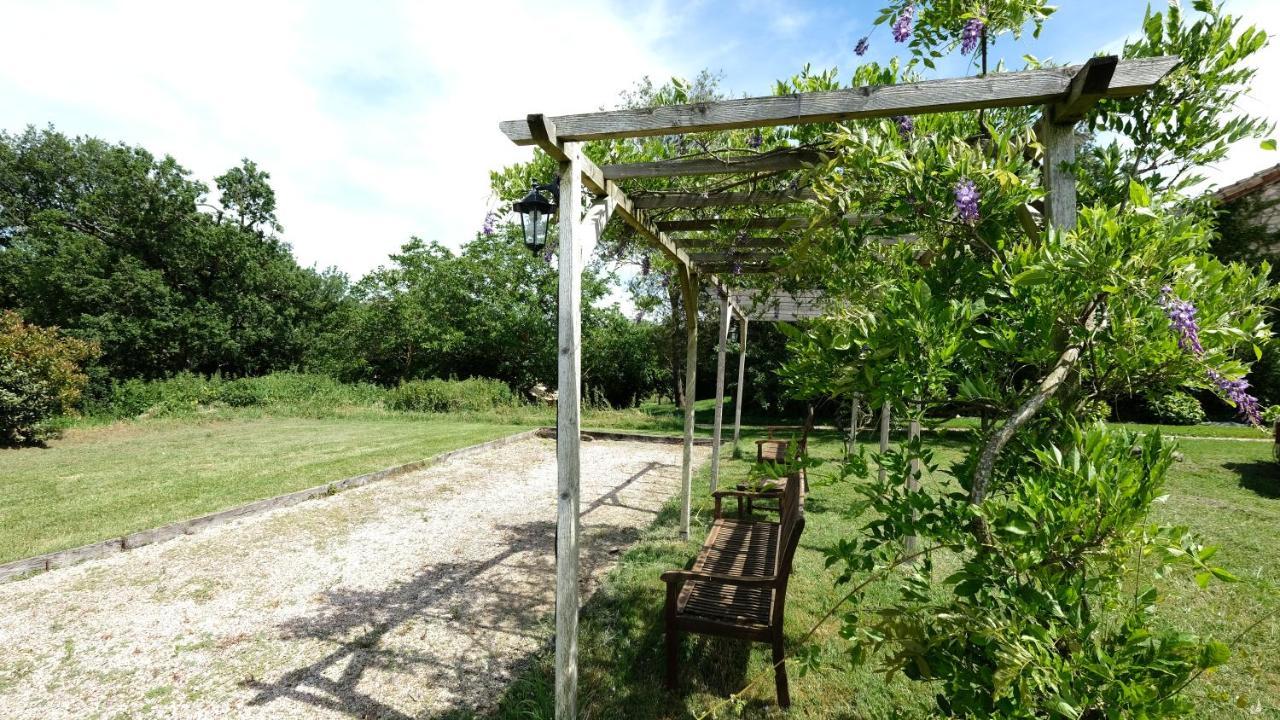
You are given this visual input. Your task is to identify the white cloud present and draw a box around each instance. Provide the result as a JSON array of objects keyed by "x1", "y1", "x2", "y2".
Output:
[{"x1": 0, "y1": 0, "x2": 679, "y2": 277}]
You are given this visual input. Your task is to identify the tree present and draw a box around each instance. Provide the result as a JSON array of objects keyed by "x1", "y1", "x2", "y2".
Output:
[
  {"x1": 765, "y1": 2, "x2": 1273, "y2": 717},
  {"x1": 214, "y1": 158, "x2": 282, "y2": 236},
  {"x1": 0, "y1": 126, "x2": 348, "y2": 381}
]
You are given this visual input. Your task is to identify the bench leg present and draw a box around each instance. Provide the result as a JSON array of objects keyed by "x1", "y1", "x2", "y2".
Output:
[
  {"x1": 665, "y1": 584, "x2": 680, "y2": 689},
  {"x1": 665, "y1": 626, "x2": 680, "y2": 689},
  {"x1": 772, "y1": 635, "x2": 790, "y2": 708}
]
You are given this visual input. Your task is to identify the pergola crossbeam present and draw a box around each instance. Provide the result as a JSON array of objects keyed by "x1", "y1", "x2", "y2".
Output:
[
  {"x1": 603, "y1": 149, "x2": 825, "y2": 180},
  {"x1": 632, "y1": 189, "x2": 817, "y2": 209},
  {"x1": 501, "y1": 56, "x2": 1177, "y2": 145},
  {"x1": 673, "y1": 235, "x2": 796, "y2": 249},
  {"x1": 659, "y1": 216, "x2": 819, "y2": 233},
  {"x1": 687, "y1": 251, "x2": 779, "y2": 264}
]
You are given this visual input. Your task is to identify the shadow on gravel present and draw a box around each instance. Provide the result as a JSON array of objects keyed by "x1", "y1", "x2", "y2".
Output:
[{"x1": 245, "y1": 460, "x2": 679, "y2": 719}]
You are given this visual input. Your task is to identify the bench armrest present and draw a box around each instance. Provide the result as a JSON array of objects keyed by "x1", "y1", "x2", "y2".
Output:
[
  {"x1": 711, "y1": 489, "x2": 776, "y2": 499},
  {"x1": 712, "y1": 488, "x2": 776, "y2": 518},
  {"x1": 660, "y1": 569, "x2": 778, "y2": 587}
]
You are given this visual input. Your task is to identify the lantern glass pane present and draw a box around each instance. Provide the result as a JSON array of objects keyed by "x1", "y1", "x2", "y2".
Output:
[
  {"x1": 534, "y1": 212, "x2": 550, "y2": 247},
  {"x1": 522, "y1": 209, "x2": 540, "y2": 247}
]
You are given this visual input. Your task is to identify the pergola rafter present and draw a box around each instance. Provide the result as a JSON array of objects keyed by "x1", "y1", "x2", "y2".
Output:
[
  {"x1": 631, "y1": 188, "x2": 816, "y2": 210},
  {"x1": 500, "y1": 52, "x2": 1179, "y2": 720}
]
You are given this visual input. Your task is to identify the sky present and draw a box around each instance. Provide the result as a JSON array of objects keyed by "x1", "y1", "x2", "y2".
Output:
[{"x1": 2, "y1": 0, "x2": 1277, "y2": 283}]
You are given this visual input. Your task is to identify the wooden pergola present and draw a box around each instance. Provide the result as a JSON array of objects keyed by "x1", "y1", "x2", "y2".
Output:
[{"x1": 498, "y1": 54, "x2": 1178, "y2": 719}]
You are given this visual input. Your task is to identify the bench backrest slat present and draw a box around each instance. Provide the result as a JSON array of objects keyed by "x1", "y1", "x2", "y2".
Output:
[{"x1": 771, "y1": 469, "x2": 806, "y2": 627}]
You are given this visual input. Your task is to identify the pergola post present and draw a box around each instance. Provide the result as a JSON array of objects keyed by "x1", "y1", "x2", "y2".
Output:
[
  {"x1": 878, "y1": 402, "x2": 890, "y2": 484},
  {"x1": 710, "y1": 292, "x2": 731, "y2": 491},
  {"x1": 553, "y1": 146, "x2": 584, "y2": 720},
  {"x1": 732, "y1": 315, "x2": 749, "y2": 457},
  {"x1": 1042, "y1": 118, "x2": 1077, "y2": 232},
  {"x1": 678, "y1": 264, "x2": 700, "y2": 540}
]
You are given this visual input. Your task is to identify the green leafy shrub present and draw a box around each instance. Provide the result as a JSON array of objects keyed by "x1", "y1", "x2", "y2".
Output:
[
  {"x1": 1147, "y1": 391, "x2": 1207, "y2": 425},
  {"x1": 88, "y1": 372, "x2": 386, "y2": 418},
  {"x1": 1262, "y1": 404, "x2": 1280, "y2": 425},
  {"x1": 0, "y1": 311, "x2": 98, "y2": 444},
  {"x1": 830, "y1": 425, "x2": 1236, "y2": 719},
  {"x1": 1079, "y1": 397, "x2": 1112, "y2": 423},
  {"x1": 386, "y1": 378, "x2": 516, "y2": 413}
]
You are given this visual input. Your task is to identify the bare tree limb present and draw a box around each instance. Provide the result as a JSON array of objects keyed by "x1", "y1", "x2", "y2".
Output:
[{"x1": 968, "y1": 294, "x2": 1105, "y2": 544}]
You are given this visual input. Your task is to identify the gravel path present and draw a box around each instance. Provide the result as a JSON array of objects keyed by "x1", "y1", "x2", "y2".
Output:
[{"x1": 0, "y1": 436, "x2": 706, "y2": 719}]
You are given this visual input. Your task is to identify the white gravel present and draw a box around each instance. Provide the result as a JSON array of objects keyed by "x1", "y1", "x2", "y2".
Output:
[{"x1": 0, "y1": 436, "x2": 706, "y2": 719}]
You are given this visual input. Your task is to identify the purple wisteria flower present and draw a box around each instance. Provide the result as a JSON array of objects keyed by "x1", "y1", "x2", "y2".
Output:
[
  {"x1": 892, "y1": 4, "x2": 914, "y2": 43},
  {"x1": 855, "y1": 36, "x2": 870, "y2": 56},
  {"x1": 481, "y1": 211, "x2": 497, "y2": 236},
  {"x1": 640, "y1": 254, "x2": 651, "y2": 276},
  {"x1": 1207, "y1": 368, "x2": 1263, "y2": 425},
  {"x1": 1158, "y1": 285, "x2": 1204, "y2": 355},
  {"x1": 961, "y1": 17, "x2": 984, "y2": 55},
  {"x1": 733, "y1": 261, "x2": 744, "y2": 276},
  {"x1": 954, "y1": 178, "x2": 980, "y2": 223},
  {"x1": 892, "y1": 115, "x2": 914, "y2": 139},
  {"x1": 747, "y1": 130, "x2": 763, "y2": 149},
  {"x1": 1158, "y1": 285, "x2": 1262, "y2": 425}
]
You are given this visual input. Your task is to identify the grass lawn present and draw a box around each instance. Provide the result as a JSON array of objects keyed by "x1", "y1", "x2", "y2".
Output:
[
  {"x1": 939, "y1": 415, "x2": 1271, "y2": 440},
  {"x1": 0, "y1": 413, "x2": 531, "y2": 564},
  {"x1": 480, "y1": 429, "x2": 1280, "y2": 719}
]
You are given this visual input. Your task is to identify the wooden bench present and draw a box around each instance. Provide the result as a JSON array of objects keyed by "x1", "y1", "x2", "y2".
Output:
[{"x1": 661, "y1": 469, "x2": 806, "y2": 707}]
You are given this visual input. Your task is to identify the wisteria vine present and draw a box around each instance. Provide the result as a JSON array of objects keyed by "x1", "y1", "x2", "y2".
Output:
[{"x1": 1159, "y1": 285, "x2": 1262, "y2": 424}]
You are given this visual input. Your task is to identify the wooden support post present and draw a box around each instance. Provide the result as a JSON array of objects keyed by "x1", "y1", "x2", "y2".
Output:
[
  {"x1": 710, "y1": 293, "x2": 730, "y2": 492},
  {"x1": 878, "y1": 402, "x2": 890, "y2": 484},
  {"x1": 732, "y1": 315, "x2": 749, "y2": 457},
  {"x1": 678, "y1": 264, "x2": 700, "y2": 540},
  {"x1": 554, "y1": 145, "x2": 584, "y2": 720},
  {"x1": 1041, "y1": 117, "x2": 1077, "y2": 232}
]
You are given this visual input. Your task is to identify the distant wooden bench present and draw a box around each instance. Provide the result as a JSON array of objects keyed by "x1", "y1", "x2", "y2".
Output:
[{"x1": 661, "y1": 469, "x2": 806, "y2": 708}]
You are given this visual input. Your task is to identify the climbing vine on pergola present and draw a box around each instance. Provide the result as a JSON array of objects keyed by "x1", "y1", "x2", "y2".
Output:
[{"x1": 499, "y1": 53, "x2": 1179, "y2": 720}]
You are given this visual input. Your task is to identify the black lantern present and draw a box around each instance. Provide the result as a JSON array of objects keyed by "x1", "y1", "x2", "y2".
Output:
[{"x1": 512, "y1": 179, "x2": 559, "y2": 255}]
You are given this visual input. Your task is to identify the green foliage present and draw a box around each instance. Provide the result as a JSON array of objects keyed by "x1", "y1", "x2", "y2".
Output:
[
  {"x1": 1262, "y1": 404, "x2": 1280, "y2": 425},
  {"x1": 1083, "y1": 2, "x2": 1273, "y2": 204},
  {"x1": 385, "y1": 378, "x2": 517, "y2": 413},
  {"x1": 828, "y1": 425, "x2": 1235, "y2": 718},
  {"x1": 877, "y1": 0, "x2": 1056, "y2": 70},
  {"x1": 0, "y1": 311, "x2": 98, "y2": 444},
  {"x1": 87, "y1": 372, "x2": 385, "y2": 419},
  {"x1": 0, "y1": 126, "x2": 349, "y2": 382},
  {"x1": 760, "y1": 2, "x2": 1279, "y2": 715},
  {"x1": 1146, "y1": 391, "x2": 1207, "y2": 426},
  {"x1": 1078, "y1": 397, "x2": 1111, "y2": 423}
]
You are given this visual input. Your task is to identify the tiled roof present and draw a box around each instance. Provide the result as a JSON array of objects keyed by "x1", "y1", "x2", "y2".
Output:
[{"x1": 1215, "y1": 163, "x2": 1280, "y2": 204}]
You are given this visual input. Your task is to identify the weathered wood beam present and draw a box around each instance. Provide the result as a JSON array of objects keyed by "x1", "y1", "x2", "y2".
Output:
[
  {"x1": 696, "y1": 263, "x2": 779, "y2": 274},
  {"x1": 631, "y1": 189, "x2": 817, "y2": 209},
  {"x1": 674, "y1": 235, "x2": 796, "y2": 249},
  {"x1": 603, "y1": 149, "x2": 825, "y2": 180},
  {"x1": 687, "y1": 251, "x2": 779, "y2": 264},
  {"x1": 678, "y1": 265, "x2": 700, "y2": 540},
  {"x1": 1049, "y1": 55, "x2": 1119, "y2": 124},
  {"x1": 525, "y1": 114, "x2": 697, "y2": 273},
  {"x1": 658, "y1": 216, "x2": 818, "y2": 233},
  {"x1": 501, "y1": 56, "x2": 1178, "y2": 144},
  {"x1": 732, "y1": 315, "x2": 749, "y2": 455},
  {"x1": 710, "y1": 293, "x2": 731, "y2": 492}
]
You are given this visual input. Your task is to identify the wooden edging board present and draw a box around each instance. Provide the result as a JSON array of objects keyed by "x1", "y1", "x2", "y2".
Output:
[{"x1": 0, "y1": 426, "x2": 711, "y2": 584}]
